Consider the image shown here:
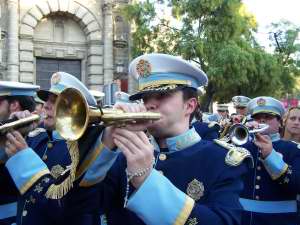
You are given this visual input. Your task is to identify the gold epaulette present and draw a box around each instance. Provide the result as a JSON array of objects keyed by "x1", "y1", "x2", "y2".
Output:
[
  {"x1": 214, "y1": 139, "x2": 253, "y2": 167},
  {"x1": 28, "y1": 128, "x2": 46, "y2": 137}
]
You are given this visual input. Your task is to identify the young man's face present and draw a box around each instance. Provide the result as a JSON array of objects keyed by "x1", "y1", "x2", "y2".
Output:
[
  {"x1": 236, "y1": 106, "x2": 247, "y2": 116},
  {"x1": 285, "y1": 108, "x2": 300, "y2": 136},
  {"x1": 43, "y1": 94, "x2": 57, "y2": 130},
  {"x1": 253, "y1": 113, "x2": 281, "y2": 135},
  {"x1": 142, "y1": 90, "x2": 196, "y2": 138},
  {"x1": 0, "y1": 97, "x2": 10, "y2": 121},
  {"x1": 218, "y1": 110, "x2": 228, "y2": 118}
]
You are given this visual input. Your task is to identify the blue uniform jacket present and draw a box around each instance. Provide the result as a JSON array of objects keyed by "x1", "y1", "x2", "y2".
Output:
[
  {"x1": 5, "y1": 127, "x2": 113, "y2": 225},
  {"x1": 192, "y1": 121, "x2": 220, "y2": 140},
  {"x1": 95, "y1": 128, "x2": 251, "y2": 225},
  {"x1": 241, "y1": 134, "x2": 300, "y2": 225}
]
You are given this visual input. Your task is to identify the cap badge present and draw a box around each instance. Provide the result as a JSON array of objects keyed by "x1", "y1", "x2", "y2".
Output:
[
  {"x1": 186, "y1": 179, "x2": 204, "y2": 201},
  {"x1": 51, "y1": 73, "x2": 61, "y2": 85},
  {"x1": 136, "y1": 59, "x2": 151, "y2": 78},
  {"x1": 257, "y1": 98, "x2": 266, "y2": 106}
]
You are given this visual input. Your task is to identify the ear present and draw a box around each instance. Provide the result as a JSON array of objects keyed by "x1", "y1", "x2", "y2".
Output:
[
  {"x1": 184, "y1": 97, "x2": 198, "y2": 115},
  {"x1": 9, "y1": 100, "x2": 22, "y2": 112}
]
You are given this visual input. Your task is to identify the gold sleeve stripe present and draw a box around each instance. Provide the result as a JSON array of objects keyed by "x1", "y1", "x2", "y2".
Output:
[
  {"x1": 75, "y1": 143, "x2": 105, "y2": 179},
  {"x1": 20, "y1": 169, "x2": 50, "y2": 195},
  {"x1": 174, "y1": 195, "x2": 195, "y2": 225},
  {"x1": 271, "y1": 163, "x2": 288, "y2": 180}
]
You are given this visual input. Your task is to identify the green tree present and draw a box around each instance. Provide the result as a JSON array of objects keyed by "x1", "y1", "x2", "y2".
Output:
[
  {"x1": 268, "y1": 21, "x2": 300, "y2": 97},
  {"x1": 122, "y1": 0, "x2": 299, "y2": 111}
]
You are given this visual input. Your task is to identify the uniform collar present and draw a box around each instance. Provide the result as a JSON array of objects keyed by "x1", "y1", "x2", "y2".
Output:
[
  {"x1": 269, "y1": 133, "x2": 281, "y2": 142},
  {"x1": 52, "y1": 130, "x2": 64, "y2": 141},
  {"x1": 151, "y1": 127, "x2": 201, "y2": 153}
]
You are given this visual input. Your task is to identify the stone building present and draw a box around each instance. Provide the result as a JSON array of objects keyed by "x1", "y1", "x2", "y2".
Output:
[{"x1": 0, "y1": 0, "x2": 131, "y2": 92}]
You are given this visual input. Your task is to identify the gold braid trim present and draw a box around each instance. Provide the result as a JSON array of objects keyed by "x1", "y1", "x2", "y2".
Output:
[
  {"x1": 174, "y1": 195, "x2": 195, "y2": 225},
  {"x1": 45, "y1": 140, "x2": 79, "y2": 199},
  {"x1": 139, "y1": 80, "x2": 191, "y2": 91}
]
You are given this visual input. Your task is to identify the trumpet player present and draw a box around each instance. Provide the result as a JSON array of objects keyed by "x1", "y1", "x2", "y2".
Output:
[
  {"x1": 240, "y1": 96, "x2": 300, "y2": 225},
  {"x1": 3, "y1": 72, "x2": 115, "y2": 225},
  {"x1": 0, "y1": 81, "x2": 39, "y2": 225},
  {"x1": 90, "y1": 53, "x2": 252, "y2": 225}
]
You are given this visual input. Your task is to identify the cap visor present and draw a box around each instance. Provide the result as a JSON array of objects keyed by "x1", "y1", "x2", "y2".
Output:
[{"x1": 37, "y1": 90, "x2": 57, "y2": 102}]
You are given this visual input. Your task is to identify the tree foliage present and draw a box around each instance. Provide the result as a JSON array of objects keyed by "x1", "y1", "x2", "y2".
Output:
[{"x1": 122, "y1": 0, "x2": 300, "y2": 111}]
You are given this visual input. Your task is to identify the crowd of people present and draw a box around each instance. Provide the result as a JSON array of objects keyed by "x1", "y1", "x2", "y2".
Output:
[{"x1": 0, "y1": 53, "x2": 300, "y2": 225}]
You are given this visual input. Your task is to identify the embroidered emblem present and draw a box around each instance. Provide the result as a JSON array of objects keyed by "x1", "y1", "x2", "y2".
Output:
[
  {"x1": 50, "y1": 165, "x2": 65, "y2": 179},
  {"x1": 187, "y1": 179, "x2": 204, "y2": 201},
  {"x1": 257, "y1": 98, "x2": 266, "y2": 106},
  {"x1": 136, "y1": 59, "x2": 151, "y2": 78},
  {"x1": 42, "y1": 177, "x2": 50, "y2": 183},
  {"x1": 34, "y1": 183, "x2": 43, "y2": 193},
  {"x1": 28, "y1": 128, "x2": 46, "y2": 137},
  {"x1": 188, "y1": 217, "x2": 198, "y2": 225},
  {"x1": 51, "y1": 73, "x2": 61, "y2": 85}
]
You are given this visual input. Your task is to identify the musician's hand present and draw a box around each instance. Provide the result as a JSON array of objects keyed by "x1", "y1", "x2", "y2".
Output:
[
  {"x1": 253, "y1": 133, "x2": 273, "y2": 158},
  {"x1": 9, "y1": 110, "x2": 38, "y2": 134},
  {"x1": 102, "y1": 102, "x2": 154, "y2": 150},
  {"x1": 5, "y1": 131, "x2": 28, "y2": 158},
  {"x1": 113, "y1": 128, "x2": 154, "y2": 188},
  {"x1": 113, "y1": 102, "x2": 154, "y2": 131}
]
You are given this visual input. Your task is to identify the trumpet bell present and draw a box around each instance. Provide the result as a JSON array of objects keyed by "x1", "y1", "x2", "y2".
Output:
[
  {"x1": 55, "y1": 88, "x2": 90, "y2": 141},
  {"x1": 228, "y1": 124, "x2": 249, "y2": 146}
]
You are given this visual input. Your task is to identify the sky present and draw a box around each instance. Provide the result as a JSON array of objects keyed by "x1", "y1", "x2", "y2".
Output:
[{"x1": 242, "y1": 0, "x2": 300, "y2": 49}]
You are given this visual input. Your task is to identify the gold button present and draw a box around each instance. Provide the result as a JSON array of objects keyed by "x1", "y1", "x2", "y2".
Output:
[
  {"x1": 158, "y1": 170, "x2": 164, "y2": 175},
  {"x1": 257, "y1": 166, "x2": 261, "y2": 170},
  {"x1": 42, "y1": 155, "x2": 48, "y2": 161},
  {"x1": 255, "y1": 195, "x2": 260, "y2": 200},
  {"x1": 255, "y1": 185, "x2": 260, "y2": 189},
  {"x1": 256, "y1": 176, "x2": 261, "y2": 180},
  {"x1": 159, "y1": 154, "x2": 167, "y2": 161},
  {"x1": 47, "y1": 142, "x2": 53, "y2": 148},
  {"x1": 22, "y1": 210, "x2": 27, "y2": 217}
]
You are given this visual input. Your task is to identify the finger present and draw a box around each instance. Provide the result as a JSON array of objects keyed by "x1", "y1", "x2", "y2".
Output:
[
  {"x1": 114, "y1": 138, "x2": 134, "y2": 158},
  {"x1": 136, "y1": 131, "x2": 151, "y2": 145},
  {"x1": 12, "y1": 131, "x2": 25, "y2": 146},
  {"x1": 113, "y1": 133, "x2": 140, "y2": 155},
  {"x1": 6, "y1": 133, "x2": 16, "y2": 143},
  {"x1": 114, "y1": 129, "x2": 146, "y2": 150}
]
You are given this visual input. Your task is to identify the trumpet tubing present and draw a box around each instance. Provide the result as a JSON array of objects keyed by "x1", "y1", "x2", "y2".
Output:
[{"x1": 0, "y1": 114, "x2": 41, "y2": 135}]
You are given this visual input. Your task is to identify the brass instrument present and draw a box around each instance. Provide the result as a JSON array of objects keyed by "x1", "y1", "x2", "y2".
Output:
[
  {"x1": 55, "y1": 87, "x2": 161, "y2": 141},
  {"x1": 220, "y1": 123, "x2": 269, "y2": 146},
  {"x1": 0, "y1": 114, "x2": 41, "y2": 135}
]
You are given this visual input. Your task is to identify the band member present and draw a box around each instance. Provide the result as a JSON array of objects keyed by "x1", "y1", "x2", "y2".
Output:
[
  {"x1": 4, "y1": 72, "x2": 116, "y2": 225},
  {"x1": 0, "y1": 81, "x2": 39, "y2": 225},
  {"x1": 232, "y1": 96, "x2": 251, "y2": 116},
  {"x1": 90, "y1": 53, "x2": 252, "y2": 224},
  {"x1": 240, "y1": 97, "x2": 300, "y2": 225}
]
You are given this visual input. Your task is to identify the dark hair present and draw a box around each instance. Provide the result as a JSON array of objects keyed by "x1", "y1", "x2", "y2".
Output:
[
  {"x1": 181, "y1": 87, "x2": 199, "y2": 123},
  {"x1": 6, "y1": 96, "x2": 36, "y2": 112}
]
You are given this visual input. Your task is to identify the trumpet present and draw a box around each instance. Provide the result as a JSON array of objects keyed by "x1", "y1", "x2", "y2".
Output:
[
  {"x1": 0, "y1": 114, "x2": 41, "y2": 135},
  {"x1": 55, "y1": 87, "x2": 161, "y2": 141},
  {"x1": 221, "y1": 123, "x2": 269, "y2": 146}
]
